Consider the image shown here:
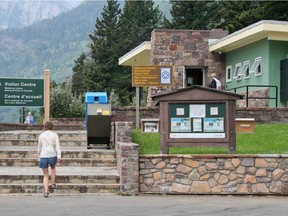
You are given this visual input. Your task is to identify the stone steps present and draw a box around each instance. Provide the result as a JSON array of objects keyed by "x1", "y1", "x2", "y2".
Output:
[
  {"x1": 0, "y1": 130, "x2": 120, "y2": 195},
  {"x1": 0, "y1": 158, "x2": 116, "y2": 167},
  {"x1": 0, "y1": 130, "x2": 87, "y2": 140},
  {"x1": 0, "y1": 139, "x2": 87, "y2": 146},
  {"x1": 0, "y1": 146, "x2": 116, "y2": 160},
  {"x1": 0, "y1": 167, "x2": 119, "y2": 184},
  {"x1": 0, "y1": 183, "x2": 120, "y2": 194}
]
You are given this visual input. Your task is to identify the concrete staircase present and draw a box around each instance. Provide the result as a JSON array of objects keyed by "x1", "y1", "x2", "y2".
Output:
[{"x1": 0, "y1": 130, "x2": 120, "y2": 195}]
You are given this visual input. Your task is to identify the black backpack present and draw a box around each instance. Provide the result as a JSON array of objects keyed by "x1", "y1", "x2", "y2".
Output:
[{"x1": 208, "y1": 79, "x2": 217, "y2": 89}]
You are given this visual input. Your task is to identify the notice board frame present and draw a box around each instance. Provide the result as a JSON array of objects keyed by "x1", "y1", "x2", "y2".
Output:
[{"x1": 152, "y1": 86, "x2": 243, "y2": 154}]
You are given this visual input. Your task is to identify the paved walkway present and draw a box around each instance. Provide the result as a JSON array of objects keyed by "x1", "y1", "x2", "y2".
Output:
[{"x1": 0, "y1": 194, "x2": 288, "y2": 216}]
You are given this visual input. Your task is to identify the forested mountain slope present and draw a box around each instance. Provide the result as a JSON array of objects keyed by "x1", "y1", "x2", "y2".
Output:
[
  {"x1": 0, "y1": 1, "x2": 105, "y2": 81},
  {"x1": 0, "y1": 0, "x2": 170, "y2": 82}
]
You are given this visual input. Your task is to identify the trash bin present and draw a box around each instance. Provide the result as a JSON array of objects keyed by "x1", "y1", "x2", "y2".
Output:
[{"x1": 85, "y1": 92, "x2": 112, "y2": 149}]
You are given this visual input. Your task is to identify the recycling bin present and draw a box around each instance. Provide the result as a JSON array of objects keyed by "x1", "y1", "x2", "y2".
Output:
[{"x1": 85, "y1": 92, "x2": 112, "y2": 149}]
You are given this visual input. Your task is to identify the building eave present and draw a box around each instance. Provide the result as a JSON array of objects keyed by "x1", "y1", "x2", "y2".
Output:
[
  {"x1": 209, "y1": 20, "x2": 288, "y2": 53},
  {"x1": 118, "y1": 41, "x2": 151, "y2": 66}
]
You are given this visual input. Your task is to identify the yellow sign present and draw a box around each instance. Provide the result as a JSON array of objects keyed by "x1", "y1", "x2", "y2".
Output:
[{"x1": 132, "y1": 65, "x2": 173, "y2": 87}]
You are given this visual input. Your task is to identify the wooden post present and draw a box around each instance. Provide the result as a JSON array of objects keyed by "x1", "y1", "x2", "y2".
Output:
[
  {"x1": 44, "y1": 69, "x2": 50, "y2": 123},
  {"x1": 136, "y1": 87, "x2": 140, "y2": 128},
  {"x1": 160, "y1": 102, "x2": 169, "y2": 154},
  {"x1": 229, "y1": 100, "x2": 236, "y2": 154}
]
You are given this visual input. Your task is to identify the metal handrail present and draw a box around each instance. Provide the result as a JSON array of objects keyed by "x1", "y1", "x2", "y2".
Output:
[{"x1": 226, "y1": 85, "x2": 278, "y2": 107}]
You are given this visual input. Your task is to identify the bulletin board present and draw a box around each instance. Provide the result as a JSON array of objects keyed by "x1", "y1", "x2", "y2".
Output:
[{"x1": 169, "y1": 103, "x2": 226, "y2": 138}]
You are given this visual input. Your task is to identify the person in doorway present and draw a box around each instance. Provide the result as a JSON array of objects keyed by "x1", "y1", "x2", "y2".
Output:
[
  {"x1": 208, "y1": 73, "x2": 221, "y2": 90},
  {"x1": 24, "y1": 112, "x2": 35, "y2": 125},
  {"x1": 38, "y1": 121, "x2": 61, "y2": 198}
]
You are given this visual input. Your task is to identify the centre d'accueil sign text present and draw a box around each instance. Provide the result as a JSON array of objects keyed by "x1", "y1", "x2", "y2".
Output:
[
  {"x1": 0, "y1": 78, "x2": 44, "y2": 107},
  {"x1": 132, "y1": 65, "x2": 173, "y2": 87}
]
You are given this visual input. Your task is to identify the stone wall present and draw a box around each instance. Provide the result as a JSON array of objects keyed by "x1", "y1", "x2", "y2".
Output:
[
  {"x1": 236, "y1": 107, "x2": 288, "y2": 123},
  {"x1": 139, "y1": 155, "x2": 288, "y2": 195},
  {"x1": 148, "y1": 29, "x2": 228, "y2": 106},
  {"x1": 237, "y1": 88, "x2": 269, "y2": 108},
  {"x1": 111, "y1": 121, "x2": 288, "y2": 196},
  {"x1": 112, "y1": 106, "x2": 159, "y2": 127}
]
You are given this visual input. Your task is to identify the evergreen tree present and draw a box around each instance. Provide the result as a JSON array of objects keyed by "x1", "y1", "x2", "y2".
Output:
[
  {"x1": 88, "y1": 0, "x2": 121, "y2": 93},
  {"x1": 72, "y1": 0, "x2": 164, "y2": 105},
  {"x1": 163, "y1": 1, "x2": 218, "y2": 30},
  {"x1": 165, "y1": 1, "x2": 288, "y2": 34},
  {"x1": 71, "y1": 53, "x2": 88, "y2": 96},
  {"x1": 115, "y1": 0, "x2": 163, "y2": 104},
  {"x1": 214, "y1": 1, "x2": 263, "y2": 33},
  {"x1": 118, "y1": 0, "x2": 163, "y2": 55}
]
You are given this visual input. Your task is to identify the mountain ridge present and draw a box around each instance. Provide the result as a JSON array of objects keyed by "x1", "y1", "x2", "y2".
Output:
[{"x1": 0, "y1": 0, "x2": 84, "y2": 30}]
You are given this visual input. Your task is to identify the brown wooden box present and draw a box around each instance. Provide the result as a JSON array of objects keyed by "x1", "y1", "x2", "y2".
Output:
[{"x1": 235, "y1": 118, "x2": 255, "y2": 133}]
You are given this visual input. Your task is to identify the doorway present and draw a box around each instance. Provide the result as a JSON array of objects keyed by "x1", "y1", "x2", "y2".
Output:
[{"x1": 184, "y1": 67, "x2": 204, "y2": 87}]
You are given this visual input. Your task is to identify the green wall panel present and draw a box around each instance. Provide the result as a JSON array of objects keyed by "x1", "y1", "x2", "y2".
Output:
[{"x1": 225, "y1": 39, "x2": 288, "y2": 107}]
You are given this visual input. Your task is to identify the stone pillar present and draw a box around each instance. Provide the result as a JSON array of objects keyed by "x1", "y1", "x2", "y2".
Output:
[
  {"x1": 114, "y1": 122, "x2": 133, "y2": 143},
  {"x1": 114, "y1": 121, "x2": 139, "y2": 195},
  {"x1": 116, "y1": 142, "x2": 139, "y2": 196}
]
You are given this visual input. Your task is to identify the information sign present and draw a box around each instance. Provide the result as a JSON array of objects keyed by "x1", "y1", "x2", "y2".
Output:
[
  {"x1": 132, "y1": 65, "x2": 173, "y2": 87},
  {"x1": 0, "y1": 78, "x2": 44, "y2": 106}
]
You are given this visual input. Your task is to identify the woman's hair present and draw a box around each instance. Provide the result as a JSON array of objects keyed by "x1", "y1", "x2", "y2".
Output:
[{"x1": 44, "y1": 121, "x2": 53, "y2": 130}]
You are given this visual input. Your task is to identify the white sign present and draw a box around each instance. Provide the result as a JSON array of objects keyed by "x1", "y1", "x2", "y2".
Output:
[
  {"x1": 160, "y1": 68, "x2": 171, "y2": 84},
  {"x1": 170, "y1": 133, "x2": 225, "y2": 138},
  {"x1": 210, "y1": 107, "x2": 219, "y2": 116},
  {"x1": 190, "y1": 104, "x2": 206, "y2": 117},
  {"x1": 176, "y1": 108, "x2": 185, "y2": 116}
]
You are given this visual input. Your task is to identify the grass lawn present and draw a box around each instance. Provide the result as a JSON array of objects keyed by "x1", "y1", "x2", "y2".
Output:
[{"x1": 132, "y1": 124, "x2": 288, "y2": 155}]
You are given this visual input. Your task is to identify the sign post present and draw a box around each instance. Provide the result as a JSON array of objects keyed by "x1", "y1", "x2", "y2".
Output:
[{"x1": 44, "y1": 69, "x2": 50, "y2": 123}]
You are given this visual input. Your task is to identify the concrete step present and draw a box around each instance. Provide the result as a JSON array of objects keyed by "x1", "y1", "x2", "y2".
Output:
[
  {"x1": 0, "y1": 139, "x2": 87, "y2": 146},
  {"x1": 0, "y1": 183, "x2": 120, "y2": 194},
  {"x1": 0, "y1": 146, "x2": 116, "y2": 160},
  {"x1": 0, "y1": 158, "x2": 116, "y2": 167},
  {"x1": 0, "y1": 130, "x2": 87, "y2": 141},
  {"x1": 0, "y1": 166, "x2": 119, "y2": 184}
]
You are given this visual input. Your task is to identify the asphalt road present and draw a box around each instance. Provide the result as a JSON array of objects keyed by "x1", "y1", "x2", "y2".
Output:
[{"x1": 0, "y1": 194, "x2": 287, "y2": 216}]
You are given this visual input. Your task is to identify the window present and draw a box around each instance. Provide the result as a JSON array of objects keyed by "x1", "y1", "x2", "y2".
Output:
[
  {"x1": 241, "y1": 61, "x2": 250, "y2": 79},
  {"x1": 233, "y1": 63, "x2": 242, "y2": 80},
  {"x1": 251, "y1": 57, "x2": 262, "y2": 76},
  {"x1": 226, "y1": 65, "x2": 232, "y2": 82}
]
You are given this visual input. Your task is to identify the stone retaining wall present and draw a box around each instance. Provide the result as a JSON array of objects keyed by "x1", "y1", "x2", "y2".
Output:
[
  {"x1": 139, "y1": 154, "x2": 288, "y2": 195},
  {"x1": 236, "y1": 107, "x2": 288, "y2": 123}
]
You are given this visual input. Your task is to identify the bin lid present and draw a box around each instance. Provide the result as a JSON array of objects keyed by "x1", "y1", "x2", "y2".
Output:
[{"x1": 85, "y1": 92, "x2": 108, "y2": 103}]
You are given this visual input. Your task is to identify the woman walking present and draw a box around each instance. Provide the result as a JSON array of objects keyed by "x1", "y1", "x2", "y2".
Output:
[{"x1": 38, "y1": 121, "x2": 61, "y2": 198}]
